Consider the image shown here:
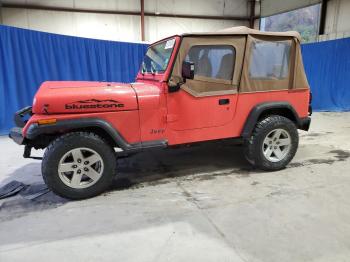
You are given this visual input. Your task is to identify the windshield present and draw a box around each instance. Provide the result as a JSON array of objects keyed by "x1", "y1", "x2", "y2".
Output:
[{"x1": 141, "y1": 38, "x2": 175, "y2": 74}]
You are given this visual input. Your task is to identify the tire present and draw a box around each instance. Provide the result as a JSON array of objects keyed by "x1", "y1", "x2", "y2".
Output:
[
  {"x1": 42, "y1": 132, "x2": 116, "y2": 200},
  {"x1": 244, "y1": 115, "x2": 299, "y2": 171}
]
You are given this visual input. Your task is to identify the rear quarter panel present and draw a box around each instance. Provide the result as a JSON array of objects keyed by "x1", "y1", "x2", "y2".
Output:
[{"x1": 232, "y1": 89, "x2": 310, "y2": 136}]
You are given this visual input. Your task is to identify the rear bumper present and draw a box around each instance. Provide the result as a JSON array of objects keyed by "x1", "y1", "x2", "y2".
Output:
[
  {"x1": 9, "y1": 127, "x2": 25, "y2": 145},
  {"x1": 298, "y1": 117, "x2": 311, "y2": 131}
]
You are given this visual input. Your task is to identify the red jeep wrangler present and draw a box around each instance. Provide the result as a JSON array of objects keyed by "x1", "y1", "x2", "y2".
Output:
[{"x1": 10, "y1": 27, "x2": 311, "y2": 199}]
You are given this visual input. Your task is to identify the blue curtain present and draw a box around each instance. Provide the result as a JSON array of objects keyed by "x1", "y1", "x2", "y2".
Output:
[
  {"x1": 302, "y1": 37, "x2": 350, "y2": 111},
  {"x1": 0, "y1": 25, "x2": 148, "y2": 135},
  {"x1": 1, "y1": 25, "x2": 350, "y2": 134}
]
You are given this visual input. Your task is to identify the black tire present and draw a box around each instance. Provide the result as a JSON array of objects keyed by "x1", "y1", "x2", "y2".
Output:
[
  {"x1": 42, "y1": 132, "x2": 116, "y2": 200},
  {"x1": 244, "y1": 115, "x2": 299, "y2": 171}
]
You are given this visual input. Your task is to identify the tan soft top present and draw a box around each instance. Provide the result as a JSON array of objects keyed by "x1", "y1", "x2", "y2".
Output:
[
  {"x1": 169, "y1": 26, "x2": 308, "y2": 96},
  {"x1": 181, "y1": 26, "x2": 301, "y2": 42}
]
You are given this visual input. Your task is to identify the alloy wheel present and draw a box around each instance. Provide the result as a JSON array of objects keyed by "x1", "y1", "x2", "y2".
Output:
[
  {"x1": 262, "y1": 128, "x2": 291, "y2": 162},
  {"x1": 58, "y1": 147, "x2": 104, "y2": 189}
]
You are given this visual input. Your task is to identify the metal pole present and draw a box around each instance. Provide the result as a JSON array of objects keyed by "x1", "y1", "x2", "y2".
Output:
[
  {"x1": 1, "y1": 3, "x2": 250, "y2": 21},
  {"x1": 319, "y1": 0, "x2": 328, "y2": 35},
  {"x1": 0, "y1": 1, "x2": 3, "y2": 24},
  {"x1": 140, "y1": 0, "x2": 145, "y2": 41},
  {"x1": 249, "y1": 0, "x2": 256, "y2": 29}
]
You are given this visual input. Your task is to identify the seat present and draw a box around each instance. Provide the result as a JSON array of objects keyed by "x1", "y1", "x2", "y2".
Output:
[
  {"x1": 216, "y1": 53, "x2": 234, "y2": 80},
  {"x1": 196, "y1": 55, "x2": 212, "y2": 78}
]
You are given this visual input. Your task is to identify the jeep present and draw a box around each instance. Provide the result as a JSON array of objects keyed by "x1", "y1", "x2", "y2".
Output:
[{"x1": 9, "y1": 26, "x2": 312, "y2": 199}]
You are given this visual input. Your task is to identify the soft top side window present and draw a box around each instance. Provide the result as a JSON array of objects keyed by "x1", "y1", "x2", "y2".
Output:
[
  {"x1": 185, "y1": 45, "x2": 236, "y2": 81},
  {"x1": 249, "y1": 40, "x2": 291, "y2": 80}
]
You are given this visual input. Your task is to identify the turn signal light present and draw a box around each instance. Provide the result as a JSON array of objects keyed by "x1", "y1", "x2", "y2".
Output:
[{"x1": 38, "y1": 119, "x2": 57, "y2": 125}]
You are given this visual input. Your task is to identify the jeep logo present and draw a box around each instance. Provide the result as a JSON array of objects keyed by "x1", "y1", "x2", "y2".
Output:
[{"x1": 65, "y1": 99, "x2": 124, "y2": 109}]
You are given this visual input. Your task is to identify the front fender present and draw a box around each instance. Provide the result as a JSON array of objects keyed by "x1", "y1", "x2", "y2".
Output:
[
  {"x1": 25, "y1": 118, "x2": 134, "y2": 151},
  {"x1": 24, "y1": 118, "x2": 167, "y2": 152}
]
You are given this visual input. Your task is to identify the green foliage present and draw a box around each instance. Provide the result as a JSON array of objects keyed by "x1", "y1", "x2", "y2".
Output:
[{"x1": 262, "y1": 4, "x2": 321, "y2": 43}]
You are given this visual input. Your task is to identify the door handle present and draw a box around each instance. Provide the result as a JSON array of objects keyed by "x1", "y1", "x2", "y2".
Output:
[{"x1": 219, "y1": 99, "x2": 230, "y2": 105}]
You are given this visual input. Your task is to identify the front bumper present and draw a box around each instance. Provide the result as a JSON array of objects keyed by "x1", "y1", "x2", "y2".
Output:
[
  {"x1": 9, "y1": 106, "x2": 32, "y2": 145},
  {"x1": 9, "y1": 127, "x2": 24, "y2": 145},
  {"x1": 14, "y1": 106, "x2": 32, "y2": 127},
  {"x1": 9, "y1": 128, "x2": 41, "y2": 159}
]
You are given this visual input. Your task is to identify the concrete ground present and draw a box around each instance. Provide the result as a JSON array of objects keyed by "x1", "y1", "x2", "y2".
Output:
[{"x1": 1, "y1": 112, "x2": 350, "y2": 262}]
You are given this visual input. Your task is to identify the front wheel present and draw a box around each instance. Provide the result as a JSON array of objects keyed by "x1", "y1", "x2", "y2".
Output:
[
  {"x1": 244, "y1": 115, "x2": 299, "y2": 171},
  {"x1": 42, "y1": 132, "x2": 116, "y2": 199}
]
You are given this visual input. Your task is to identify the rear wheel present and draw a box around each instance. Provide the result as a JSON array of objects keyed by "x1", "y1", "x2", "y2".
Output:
[
  {"x1": 244, "y1": 115, "x2": 299, "y2": 171},
  {"x1": 42, "y1": 132, "x2": 116, "y2": 199}
]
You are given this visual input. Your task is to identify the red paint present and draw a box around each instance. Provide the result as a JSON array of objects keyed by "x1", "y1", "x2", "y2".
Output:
[
  {"x1": 33, "y1": 81, "x2": 138, "y2": 114},
  {"x1": 24, "y1": 111, "x2": 141, "y2": 144},
  {"x1": 23, "y1": 35, "x2": 310, "y2": 147},
  {"x1": 164, "y1": 89, "x2": 309, "y2": 145}
]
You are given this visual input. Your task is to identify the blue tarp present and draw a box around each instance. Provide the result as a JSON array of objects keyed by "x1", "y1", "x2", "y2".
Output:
[
  {"x1": 0, "y1": 25, "x2": 148, "y2": 134},
  {"x1": 302, "y1": 37, "x2": 350, "y2": 111},
  {"x1": 1, "y1": 25, "x2": 350, "y2": 134}
]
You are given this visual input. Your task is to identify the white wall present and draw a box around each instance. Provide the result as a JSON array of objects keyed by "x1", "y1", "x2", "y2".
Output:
[
  {"x1": 0, "y1": 0, "x2": 249, "y2": 43},
  {"x1": 319, "y1": 0, "x2": 350, "y2": 41},
  {"x1": 144, "y1": 17, "x2": 246, "y2": 42},
  {"x1": 1, "y1": 7, "x2": 142, "y2": 42}
]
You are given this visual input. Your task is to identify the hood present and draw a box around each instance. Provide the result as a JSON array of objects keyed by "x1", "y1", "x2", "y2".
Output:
[{"x1": 32, "y1": 81, "x2": 138, "y2": 114}]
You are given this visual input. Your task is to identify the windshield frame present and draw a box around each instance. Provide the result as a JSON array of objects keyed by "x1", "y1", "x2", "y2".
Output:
[{"x1": 140, "y1": 37, "x2": 177, "y2": 76}]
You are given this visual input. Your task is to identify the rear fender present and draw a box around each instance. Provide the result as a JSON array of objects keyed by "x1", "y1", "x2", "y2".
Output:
[{"x1": 241, "y1": 102, "x2": 310, "y2": 138}]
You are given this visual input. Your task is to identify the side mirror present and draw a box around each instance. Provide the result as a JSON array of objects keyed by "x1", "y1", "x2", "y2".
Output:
[
  {"x1": 182, "y1": 61, "x2": 195, "y2": 80},
  {"x1": 168, "y1": 61, "x2": 195, "y2": 93}
]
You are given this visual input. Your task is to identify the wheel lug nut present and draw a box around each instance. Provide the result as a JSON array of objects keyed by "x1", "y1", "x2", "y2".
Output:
[
  {"x1": 77, "y1": 170, "x2": 81, "y2": 174},
  {"x1": 84, "y1": 167, "x2": 89, "y2": 171},
  {"x1": 84, "y1": 161, "x2": 89, "y2": 165},
  {"x1": 77, "y1": 159, "x2": 82, "y2": 163},
  {"x1": 72, "y1": 165, "x2": 77, "y2": 168}
]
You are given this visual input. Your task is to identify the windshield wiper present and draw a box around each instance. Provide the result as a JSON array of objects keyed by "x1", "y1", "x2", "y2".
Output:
[
  {"x1": 141, "y1": 61, "x2": 147, "y2": 75},
  {"x1": 150, "y1": 61, "x2": 157, "y2": 75}
]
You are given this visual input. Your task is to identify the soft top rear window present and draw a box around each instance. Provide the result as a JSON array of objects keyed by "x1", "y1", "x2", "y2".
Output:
[{"x1": 249, "y1": 40, "x2": 291, "y2": 80}]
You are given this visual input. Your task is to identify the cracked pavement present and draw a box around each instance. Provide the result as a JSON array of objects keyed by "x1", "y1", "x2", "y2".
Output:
[{"x1": 0, "y1": 112, "x2": 350, "y2": 262}]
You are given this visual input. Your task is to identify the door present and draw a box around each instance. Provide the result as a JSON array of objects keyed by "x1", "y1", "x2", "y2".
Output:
[
  {"x1": 166, "y1": 85, "x2": 237, "y2": 131},
  {"x1": 167, "y1": 36, "x2": 246, "y2": 131}
]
